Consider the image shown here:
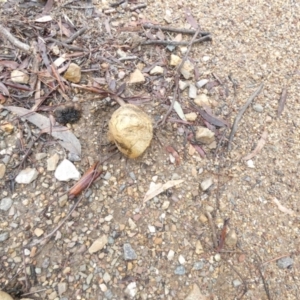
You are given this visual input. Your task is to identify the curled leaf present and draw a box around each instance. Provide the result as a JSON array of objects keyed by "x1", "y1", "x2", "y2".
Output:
[{"x1": 143, "y1": 179, "x2": 184, "y2": 202}]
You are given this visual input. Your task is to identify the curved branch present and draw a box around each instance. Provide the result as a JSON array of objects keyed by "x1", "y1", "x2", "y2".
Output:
[{"x1": 0, "y1": 24, "x2": 31, "y2": 53}]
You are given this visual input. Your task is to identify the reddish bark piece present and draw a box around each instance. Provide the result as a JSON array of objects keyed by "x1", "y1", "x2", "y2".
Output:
[
  {"x1": 68, "y1": 162, "x2": 102, "y2": 199},
  {"x1": 216, "y1": 218, "x2": 230, "y2": 252}
]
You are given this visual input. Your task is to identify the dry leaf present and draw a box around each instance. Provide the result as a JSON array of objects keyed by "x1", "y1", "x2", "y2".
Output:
[
  {"x1": 273, "y1": 198, "x2": 296, "y2": 216},
  {"x1": 35, "y1": 15, "x2": 53, "y2": 23},
  {"x1": 173, "y1": 101, "x2": 187, "y2": 121},
  {"x1": 4, "y1": 106, "x2": 81, "y2": 156},
  {"x1": 143, "y1": 179, "x2": 184, "y2": 202},
  {"x1": 243, "y1": 131, "x2": 268, "y2": 160}
]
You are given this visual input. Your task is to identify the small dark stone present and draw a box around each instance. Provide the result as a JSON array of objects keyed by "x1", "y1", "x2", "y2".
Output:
[{"x1": 54, "y1": 103, "x2": 82, "y2": 125}]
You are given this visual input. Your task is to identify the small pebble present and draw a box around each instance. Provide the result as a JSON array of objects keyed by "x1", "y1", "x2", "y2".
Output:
[
  {"x1": 148, "y1": 225, "x2": 156, "y2": 233},
  {"x1": 174, "y1": 265, "x2": 186, "y2": 275},
  {"x1": 0, "y1": 197, "x2": 12, "y2": 211},
  {"x1": 226, "y1": 229, "x2": 238, "y2": 248},
  {"x1": 178, "y1": 255, "x2": 186, "y2": 264},
  {"x1": 125, "y1": 282, "x2": 137, "y2": 298},
  {"x1": 0, "y1": 232, "x2": 9, "y2": 242},
  {"x1": 47, "y1": 153, "x2": 60, "y2": 171},
  {"x1": 55, "y1": 159, "x2": 80, "y2": 181},
  {"x1": 103, "y1": 272, "x2": 111, "y2": 283},
  {"x1": 179, "y1": 80, "x2": 190, "y2": 91},
  {"x1": 150, "y1": 66, "x2": 164, "y2": 75},
  {"x1": 124, "y1": 243, "x2": 137, "y2": 260},
  {"x1": 15, "y1": 168, "x2": 38, "y2": 184},
  {"x1": 200, "y1": 178, "x2": 213, "y2": 191},
  {"x1": 188, "y1": 84, "x2": 197, "y2": 98},
  {"x1": 193, "y1": 261, "x2": 205, "y2": 270},
  {"x1": 232, "y1": 279, "x2": 242, "y2": 287},
  {"x1": 88, "y1": 235, "x2": 108, "y2": 254},
  {"x1": 246, "y1": 160, "x2": 255, "y2": 168},
  {"x1": 58, "y1": 282, "x2": 68, "y2": 295},
  {"x1": 277, "y1": 257, "x2": 293, "y2": 269},
  {"x1": 253, "y1": 104, "x2": 264, "y2": 112},
  {"x1": 167, "y1": 250, "x2": 175, "y2": 261},
  {"x1": 196, "y1": 79, "x2": 209, "y2": 88},
  {"x1": 214, "y1": 253, "x2": 221, "y2": 262}
]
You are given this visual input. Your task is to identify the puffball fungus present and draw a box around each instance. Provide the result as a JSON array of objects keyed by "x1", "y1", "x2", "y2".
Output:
[{"x1": 108, "y1": 104, "x2": 153, "y2": 158}]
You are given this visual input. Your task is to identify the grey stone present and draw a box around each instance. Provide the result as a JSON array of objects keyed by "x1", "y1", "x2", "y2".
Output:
[
  {"x1": 129, "y1": 172, "x2": 136, "y2": 181},
  {"x1": 42, "y1": 257, "x2": 50, "y2": 268},
  {"x1": 188, "y1": 84, "x2": 197, "y2": 99},
  {"x1": 123, "y1": 243, "x2": 137, "y2": 260},
  {"x1": 104, "y1": 290, "x2": 113, "y2": 299},
  {"x1": 15, "y1": 168, "x2": 38, "y2": 184},
  {"x1": 103, "y1": 172, "x2": 111, "y2": 180},
  {"x1": 232, "y1": 279, "x2": 242, "y2": 287},
  {"x1": 277, "y1": 257, "x2": 293, "y2": 269},
  {"x1": 193, "y1": 261, "x2": 205, "y2": 270},
  {"x1": 68, "y1": 152, "x2": 81, "y2": 162},
  {"x1": 200, "y1": 178, "x2": 213, "y2": 191},
  {"x1": 253, "y1": 104, "x2": 264, "y2": 112},
  {"x1": 0, "y1": 197, "x2": 12, "y2": 211},
  {"x1": 196, "y1": 79, "x2": 209, "y2": 88},
  {"x1": 86, "y1": 273, "x2": 93, "y2": 285},
  {"x1": 174, "y1": 265, "x2": 186, "y2": 275},
  {"x1": 58, "y1": 282, "x2": 68, "y2": 295},
  {"x1": 0, "y1": 232, "x2": 9, "y2": 242},
  {"x1": 47, "y1": 153, "x2": 60, "y2": 171}
]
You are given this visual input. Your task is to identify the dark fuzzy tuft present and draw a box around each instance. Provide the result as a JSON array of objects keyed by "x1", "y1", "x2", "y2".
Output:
[{"x1": 54, "y1": 103, "x2": 82, "y2": 125}]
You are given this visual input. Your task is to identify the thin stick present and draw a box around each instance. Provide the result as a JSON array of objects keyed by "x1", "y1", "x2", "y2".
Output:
[
  {"x1": 142, "y1": 35, "x2": 211, "y2": 46},
  {"x1": 156, "y1": 76, "x2": 179, "y2": 127},
  {"x1": 64, "y1": 26, "x2": 87, "y2": 44},
  {"x1": 45, "y1": 37, "x2": 84, "y2": 51},
  {"x1": 21, "y1": 289, "x2": 48, "y2": 297},
  {"x1": 260, "y1": 254, "x2": 290, "y2": 267},
  {"x1": 0, "y1": 24, "x2": 31, "y2": 53},
  {"x1": 142, "y1": 23, "x2": 210, "y2": 36},
  {"x1": 277, "y1": 87, "x2": 287, "y2": 117},
  {"x1": 227, "y1": 83, "x2": 264, "y2": 151},
  {"x1": 205, "y1": 211, "x2": 218, "y2": 249}
]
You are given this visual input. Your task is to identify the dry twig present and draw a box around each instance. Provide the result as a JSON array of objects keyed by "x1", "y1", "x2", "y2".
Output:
[
  {"x1": 142, "y1": 35, "x2": 212, "y2": 46},
  {"x1": 142, "y1": 23, "x2": 210, "y2": 36},
  {"x1": 205, "y1": 211, "x2": 218, "y2": 249},
  {"x1": 0, "y1": 24, "x2": 31, "y2": 53},
  {"x1": 227, "y1": 83, "x2": 264, "y2": 151},
  {"x1": 277, "y1": 87, "x2": 287, "y2": 117}
]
